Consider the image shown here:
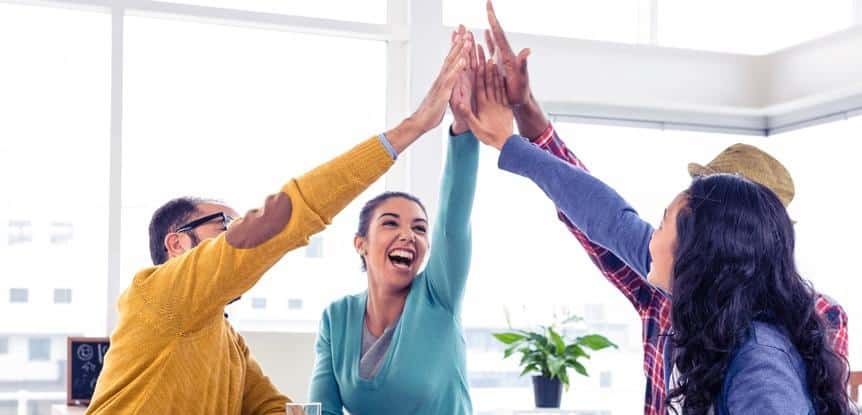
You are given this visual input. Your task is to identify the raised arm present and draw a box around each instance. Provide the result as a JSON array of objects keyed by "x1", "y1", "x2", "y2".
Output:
[
  {"x1": 482, "y1": 1, "x2": 665, "y2": 312},
  {"x1": 496, "y1": 136, "x2": 653, "y2": 278},
  {"x1": 137, "y1": 33, "x2": 473, "y2": 334},
  {"x1": 422, "y1": 26, "x2": 480, "y2": 314},
  {"x1": 424, "y1": 129, "x2": 479, "y2": 314}
]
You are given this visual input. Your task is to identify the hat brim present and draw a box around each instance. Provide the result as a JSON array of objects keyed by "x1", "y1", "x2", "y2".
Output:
[
  {"x1": 686, "y1": 162, "x2": 797, "y2": 224},
  {"x1": 687, "y1": 162, "x2": 715, "y2": 178}
]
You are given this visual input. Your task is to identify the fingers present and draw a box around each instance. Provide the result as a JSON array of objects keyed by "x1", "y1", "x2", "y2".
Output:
[
  {"x1": 466, "y1": 31, "x2": 477, "y2": 72},
  {"x1": 492, "y1": 67, "x2": 503, "y2": 103},
  {"x1": 442, "y1": 31, "x2": 466, "y2": 73},
  {"x1": 484, "y1": 53, "x2": 496, "y2": 103},
  {"x1": 484, "y1": 29, "x2": 496, "y2": 61},
  {"x1": 486, "y1": 0, "x2": 513, "y2": 55},
  {"x1": 441, "y1": 33, "x2": 470, "y2": 88},
  {"x1": 517, "y1": 48, "x2": 531, "y2": 76},
  {"x1": 476, "y1": 44, "x2": 489, "y2": 105},
  {"x1": 457, "y1": 100, "x2": 483, "y2": 135},
  {"x1": 477, "y1": 43, "x2": 487, "y2": 74}
]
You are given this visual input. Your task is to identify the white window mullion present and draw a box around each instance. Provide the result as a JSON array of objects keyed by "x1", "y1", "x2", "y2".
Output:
[
  {"x1": 106, "y1": 4, "x2": 124, "y2": 335},
  {"x1": 385, "y1": 0, "x2": 410, "y2": 191}
]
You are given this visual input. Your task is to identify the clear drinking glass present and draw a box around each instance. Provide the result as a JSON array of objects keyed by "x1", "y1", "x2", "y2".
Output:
[{"x1": 285, "y1": 402, "x2": 321, "y2": 415}]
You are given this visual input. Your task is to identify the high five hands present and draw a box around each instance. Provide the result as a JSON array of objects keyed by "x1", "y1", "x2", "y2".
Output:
[{"x1": 452, "y1": 0, "x2": 534, "y2": 150}]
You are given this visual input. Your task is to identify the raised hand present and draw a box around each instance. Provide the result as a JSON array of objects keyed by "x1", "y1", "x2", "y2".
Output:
[
  {"x1": 386, "y1": 31, "x2": 471, "y2": 153},
  {"x1": 454, "y1": 44, "x2": 514, "y2": 150},
  {"x1": 486, "y1": 0, "x2": 531, "y2": 107},
  {"x1": 450, "y1": 26, "x2": 478, "y2": 135}
]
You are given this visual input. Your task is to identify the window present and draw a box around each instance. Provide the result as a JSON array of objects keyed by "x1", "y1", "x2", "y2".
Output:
[
  {"x1": 49, "y1": 222, "x2": 74, "y2": 245},
  {"x1": 600, "y1": 371, "x2": 613, "y2": 388},
  {"x1": 167, "y1": 0, "x2": 386, "y2": 24},
  {"x1": 657, "y1": 0, "x2": 854, "y2": 54},
  {"x1": 28, "y1": 338, "x2": 50, "y2": 361},
  {"x1": 120, "y1": 15, "x2": 386, "y2": 332},
  {"x1": 9, "y1": 289, "x2": 28, "y2": 304},
  {"x1": 0, "y1": 337, "x2": 8, "y2": 355},
  {"x1": 54, "y1": 288, "x2": 72, "y2": 304},
  {"x1": 287, "y1": 299, "x2": 303, "y2": 310},
  {"x1": 251, "y1": 298, "x2": 267, "y2": 310},
  {"x1": 444, "y1": 0, "x2": 643, "y2": 44},
  {"x1": 305, "y1": 235, "x2": 324, "y2": 258},
  {"x1": 0, "y1": 402, "x2": 17, "y2": 415},
  {"x1": 7, "y1": 220, "x2": 32, "y2": 245},
  {"x1": 462, "y1": 118, "x2": 862, "y2": 412},
  {"x1": 0, "y1": 3, "x2": 110, "y2": 410}
]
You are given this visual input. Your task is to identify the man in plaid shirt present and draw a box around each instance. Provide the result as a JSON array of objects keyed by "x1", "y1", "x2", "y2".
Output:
[{"x1": 482, "y1": 2, "x2": 849, "y2": 414}]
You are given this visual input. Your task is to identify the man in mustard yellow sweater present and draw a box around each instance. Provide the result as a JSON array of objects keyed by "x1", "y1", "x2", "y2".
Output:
[{"x1": 85, "y1": 31, "x2": 472, "y2": 415}]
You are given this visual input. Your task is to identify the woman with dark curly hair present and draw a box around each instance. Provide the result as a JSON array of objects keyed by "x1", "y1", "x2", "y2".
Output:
[
  {"x1": 459, "y1": 63, "x2": 855, "y2": 413},
  {"x1": 659, "y1": 174, "x2": 852, "y2": 415}
]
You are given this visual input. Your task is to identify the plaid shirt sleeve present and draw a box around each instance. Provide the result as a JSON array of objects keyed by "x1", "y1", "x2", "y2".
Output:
[
  {"x1": 814, "y1": 294, "x2": 849, "y2": 360},
  {"x1": 528, "y1": 123, "x2": 667, "y2": 317},
  {"x1": 529, "y1": 123, "x2": 673, "y2": 415}
]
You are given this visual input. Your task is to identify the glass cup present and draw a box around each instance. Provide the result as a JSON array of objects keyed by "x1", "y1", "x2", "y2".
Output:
[{"x1": 285, "y1": 402, "x2": 321, "y2": 415}]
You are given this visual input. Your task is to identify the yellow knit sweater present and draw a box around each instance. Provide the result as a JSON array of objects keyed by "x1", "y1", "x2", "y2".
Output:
[{"x1": 86, "y1": 137, "x2": 394, "y2": 415}]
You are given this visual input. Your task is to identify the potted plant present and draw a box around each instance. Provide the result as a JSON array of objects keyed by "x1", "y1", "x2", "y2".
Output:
[{"x1": 493, "y1": 315, "x2": 617, "y2": 408}]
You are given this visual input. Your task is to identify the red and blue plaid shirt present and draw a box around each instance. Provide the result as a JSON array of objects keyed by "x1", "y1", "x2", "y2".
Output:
[{"x1": 529, "y1": 122, "x2": 849, "y2": 415}]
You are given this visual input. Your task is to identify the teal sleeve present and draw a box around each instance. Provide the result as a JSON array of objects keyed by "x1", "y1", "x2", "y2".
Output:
[
  {"x1": 309, "y1": 311, "x2": 345, "y2": 415},
  {"x1": 424, "y1": 131, "x2": 479, "y2": 315}
]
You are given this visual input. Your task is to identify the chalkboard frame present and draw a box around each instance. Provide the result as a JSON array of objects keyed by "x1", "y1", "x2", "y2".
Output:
[{"x1": 66, "y1": 336, "x2": 110, "y2": 406}]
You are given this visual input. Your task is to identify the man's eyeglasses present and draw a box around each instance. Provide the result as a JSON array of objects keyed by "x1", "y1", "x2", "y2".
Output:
[{"x1": 175, "y1": 212, "x2": 234, "y2": 234}]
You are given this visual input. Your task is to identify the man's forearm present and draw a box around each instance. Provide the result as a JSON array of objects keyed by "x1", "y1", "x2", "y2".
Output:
[{"x1": 513, "y1": 93, "x2": 549, "y2": 140}]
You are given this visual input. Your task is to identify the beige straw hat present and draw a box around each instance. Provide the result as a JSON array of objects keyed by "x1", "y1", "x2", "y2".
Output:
[{"x1": 687, "y1": 143, "x2": 795, "y2": 208}]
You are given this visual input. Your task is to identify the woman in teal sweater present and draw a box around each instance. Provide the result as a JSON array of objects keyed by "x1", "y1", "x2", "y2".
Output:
[{"x1": 309, "y1": 28, "x2": 479, "y2": 415}]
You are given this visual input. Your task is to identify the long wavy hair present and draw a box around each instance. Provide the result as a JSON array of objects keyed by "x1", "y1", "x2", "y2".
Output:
[{"x1": 666, "y1": 174, "x2": 852, "y2": 415}]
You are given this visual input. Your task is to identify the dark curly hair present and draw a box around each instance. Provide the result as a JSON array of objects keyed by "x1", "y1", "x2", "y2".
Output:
[{"x1": 666, "y1": 174, "x2": 852, "y2": 415}]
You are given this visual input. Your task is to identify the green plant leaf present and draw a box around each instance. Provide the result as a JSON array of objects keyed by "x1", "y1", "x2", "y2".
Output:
[
  {"x1": 547, "y1": 355, "x2": 565, "y2": 378},
  {"x1": 493, "y1": 332, "x2": 526, "y2": 345},
  {"x1": 578, "y1": 334, "x2": 618, "y2": 351},
  {"x1": 520, "y1": 363, "x2": 540, "y2": 377},
  {"x1": 503, "y1": 345, "x2": 518, "y2": 359},
  {"x1": 559, "y1": 368, "x2": 570, "y2": 389},
  {"x1": 565, "y1": 344, "x2": 588, "y2": 359},
  {"x1": 571, "y1": 360, "x2": 589, "y2": 377},
  {"x1": 548, "y1": 326, "x2": 565, "y2": 356},
  {"x1": 561, "y1": 314, "x2": 584, "y2": 325}
]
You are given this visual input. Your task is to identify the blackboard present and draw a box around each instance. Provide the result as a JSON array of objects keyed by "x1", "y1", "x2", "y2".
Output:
[{"x1": 66, "y1": 337, "x2": 110, "y2": 406}]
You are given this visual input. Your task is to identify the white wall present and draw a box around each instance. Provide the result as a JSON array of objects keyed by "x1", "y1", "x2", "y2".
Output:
[
  {"x1": 514, "y1": 32, "x2": 767, "y2": 110},
  {"x1": 765, "y1": 25, "x2": 862, "y2": 107},
  {"x1": 242, "y1": 331, "x2": 317, "y2": 402}
]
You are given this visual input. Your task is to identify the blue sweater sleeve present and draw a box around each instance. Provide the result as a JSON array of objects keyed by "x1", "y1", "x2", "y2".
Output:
[
  {"x1": 424, "y1": 131, "x2": 479, "y2": 315},
  {"x1": 498, "y1": 135, "x2": 653, "y2": 278},
  {"x1": 308, "y1": 309, "x2": 345, "y2": 415},
  {"x1": 720, "y1": 346, "x2": 812, "y2": 415}
]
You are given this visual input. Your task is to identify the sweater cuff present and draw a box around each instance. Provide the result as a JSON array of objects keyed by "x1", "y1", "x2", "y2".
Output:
[{"x1": 378, "y1": 133, "x2": 398, "y2": 160}]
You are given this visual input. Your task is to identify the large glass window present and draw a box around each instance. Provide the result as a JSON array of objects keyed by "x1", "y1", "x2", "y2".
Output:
[
  {"x1": 444, "y1": 0, "x2": 644, "y2": 44},
  {"x1": 166, "y1": 0, "x2": 386, "y2": 24},
  {"x1": 0, "y1": 4, "x2": 110, "y2": 413},
  {"x1": 658, "y1": 0, "x2": 854, "y2": 54},
  {"x1": 27, "y1": 339, "x2": 50, "y2": 362},
  {"x1": 121, "y1": 15, "x2": 387, "y2": 332}
]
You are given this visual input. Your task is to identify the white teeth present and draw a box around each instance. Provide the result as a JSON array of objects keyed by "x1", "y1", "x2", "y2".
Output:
[{"x1": 389, "y1": 249, "x2": 414, "y2": 260}]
